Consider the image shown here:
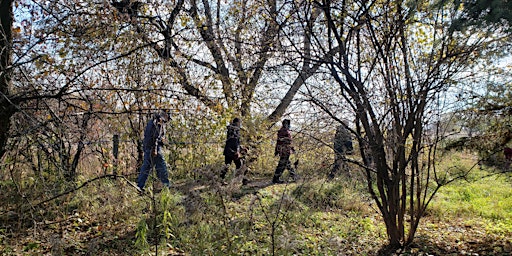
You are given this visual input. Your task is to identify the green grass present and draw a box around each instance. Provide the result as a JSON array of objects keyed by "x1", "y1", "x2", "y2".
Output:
[
  {"x1": 2, "y1": 152, "x2": 511, "y2": 255},
  {"x1": 430, "y1": 159, "x2": 511, "y2": 215},
  {"x1": 428, "y1": 172, "x2": 512, "y2": 234}
]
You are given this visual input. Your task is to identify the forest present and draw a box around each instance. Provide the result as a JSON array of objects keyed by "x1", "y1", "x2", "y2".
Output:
[{"x1": 1, "y1": 0, "x2": 511, "y2": 255}]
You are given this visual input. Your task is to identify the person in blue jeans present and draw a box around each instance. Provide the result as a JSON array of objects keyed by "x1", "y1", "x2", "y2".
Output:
[{"x1": 137, "y1": 111, "x2": 171, "y2": 191}]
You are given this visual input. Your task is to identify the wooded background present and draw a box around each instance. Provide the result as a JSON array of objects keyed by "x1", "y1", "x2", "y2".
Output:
[{"x1": 1, "y1": 0, "x2": 511, "y2": 254}]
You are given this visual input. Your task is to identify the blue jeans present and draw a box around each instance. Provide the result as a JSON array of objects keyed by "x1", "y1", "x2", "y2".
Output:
[{"x1": 137, "y1": 148, "x2": 170, "y2": 189}]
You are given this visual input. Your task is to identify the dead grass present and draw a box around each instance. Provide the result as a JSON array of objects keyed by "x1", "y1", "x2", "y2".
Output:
[{"x1": 0, "y1": 157, "x2": 511, "y2": 255}]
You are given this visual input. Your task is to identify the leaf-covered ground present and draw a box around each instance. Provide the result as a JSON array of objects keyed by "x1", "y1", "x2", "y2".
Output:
[{"x1": 1, "y1": 170, "x2": 511, "y2": 255}]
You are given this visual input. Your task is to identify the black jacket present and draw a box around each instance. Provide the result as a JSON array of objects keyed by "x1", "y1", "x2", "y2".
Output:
[{"x1": 223, "y1": 124, "x2": 240, "y2": 156}]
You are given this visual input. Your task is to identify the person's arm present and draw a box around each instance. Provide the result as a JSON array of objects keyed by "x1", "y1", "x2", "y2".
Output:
[
  {"x1": 288, "y1": 131, "x2": 295, "y2": 153},
  {"x1": 236, "y1": 128, "x2": 241, "y2": 151},
  {"x1": 158, "y1": 121, "x2": 167, "y2": 146},
  {"x1": 150, "y1": 120, "x2": 159, "y2": 156},
  {"x1": 275, "y1": 131, "x2": 280, "y2": 156}
]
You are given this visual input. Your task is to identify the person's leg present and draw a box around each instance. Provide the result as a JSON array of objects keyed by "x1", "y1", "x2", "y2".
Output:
[
  {"x1": 273, "y1": 155, "x2": 288, "y2": 183},
  {"x1": 137, "y1": 150, "x2": 154, "y2": 189},
  {"x1": 286, "y1": 157, "x2": 297, "y2": 178},
  {"x1": 344, "y1": 141, "x2": 353, "y2": 155},
  {"x1": 221, "y1": 155, "x2": 232, "y2": 179},
  {"x1": 234, "y1": 158, "x2": 242, "y2": 169},
  {"x1": 232, "y1": 157, "x2": 249, "y2": 184},
  {"x1": 154, "y1": 151, "x2": 170, "y2": 187},
  {"x1": 329, "y1": 153, "x2": 342, "y2": 179},
  {"x1": 341, "y1": 157, "x2": 352, "y2": 178}
]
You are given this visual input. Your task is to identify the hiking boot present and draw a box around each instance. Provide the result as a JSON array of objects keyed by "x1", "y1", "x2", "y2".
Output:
[
  {"x1": 137, "y1": 187, "x2": 145, "y2": 196},
  {"x1": 220, "y1": 165, "x2": 228, "y2": 179},
  {"x1": 272, "y1": 178, "x2": 284, "y2": 184}
]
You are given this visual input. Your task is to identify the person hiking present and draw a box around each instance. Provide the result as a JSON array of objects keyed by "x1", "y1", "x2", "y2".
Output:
[
  {"x1": 328, "y1": 123, "x2": 353, "y2": 179},
  {"x1": 273, "y1": 119, "x2": 297, "y2": 184},
  {"x1": 504, "y1": 147, "x2": 512, "y2": 169},
  {"x1": 136, "y1": 111, "x2": 171, "y2": 192},
  {"x1": 221, "y1": 117, "x2": 243, "y2": 180}
]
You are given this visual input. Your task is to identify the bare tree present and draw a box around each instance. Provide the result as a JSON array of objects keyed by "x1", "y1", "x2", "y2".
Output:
[
  {"x1": 305, "y1": 0, "x2": 511, "y2": 249},
  {"x1": 0, "y1": 0, "x2": 152, "y2": 170},
  {"x1": 104, "y1": 0, "x2": 331, "y2": 125}
]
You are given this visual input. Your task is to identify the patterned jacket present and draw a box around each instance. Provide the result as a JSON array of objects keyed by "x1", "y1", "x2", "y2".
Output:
[
  {"x1": 333, "y1": 125, "x2": 353, "y2": 154},
  {"x1": 143, "y1": 117, "x2": 165, "y2": 152},
  {"x1": 275, "y1": 126, "x2": 293, "y2": 156}
]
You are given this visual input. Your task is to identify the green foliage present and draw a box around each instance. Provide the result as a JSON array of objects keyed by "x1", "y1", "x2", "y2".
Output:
[
  {"x1": 447, "y1": 0, "x2": 512, "y2": 32},
  {"x1": 435, "y1": 151, "x2": 477, "y2": 183},
  {"x1": 23, "y1": 242, "x2": 39, "y2": 251},
  {"x1": 292, "y1": 178, "x2": 370, "y2": 214},
  {"x1": 450, "y1": 80, "x2": 512, "y2": 167},
  {"x1": 166, "y1": 112, "x2": 233, "y2": 179},
  {"x1": 431, "y1": 152, "x2": 512, "y2": 233},
  {"x1": 158, "y1": 189, "x2": 185, "y2": 242},
  {"x1": 128, "y1": 180, "x2": 384, "y2": 255},
  {"x1": 2, "y1": 158, "x2": 511, "y2": 254},
  {"x1": 428, "y1": 172, "x2": 512, "y2": 227},
  {"x1": 135, "y1": 218, "x2": 149, "y2": 251},
  {"x1": 3, "y1": 0, "x2": 512, "y2": 253}
]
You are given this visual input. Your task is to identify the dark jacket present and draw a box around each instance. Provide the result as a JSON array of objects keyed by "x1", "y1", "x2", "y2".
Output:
[
  {"x1": 334, "y1": 125, "x2": 353, "y2": 154},
  {"x1": 275, "y1": 126, "x2": 293, "y2": 156},
  {"x1": 143, "y1": 117, "x2": 165, "y2": 151},
  {"x1": 223, "y1": 124, "x2": 240, "y2": 156}
]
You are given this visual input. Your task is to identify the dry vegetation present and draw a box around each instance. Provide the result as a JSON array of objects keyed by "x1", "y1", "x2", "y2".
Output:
[{"x1": 0, "y1": 151, "x2": 511, "y2": 255}]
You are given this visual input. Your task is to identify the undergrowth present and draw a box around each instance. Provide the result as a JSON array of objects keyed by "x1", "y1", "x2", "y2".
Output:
[{"x1": 1, "y1": 152, "x2": 511, "y2": 255}]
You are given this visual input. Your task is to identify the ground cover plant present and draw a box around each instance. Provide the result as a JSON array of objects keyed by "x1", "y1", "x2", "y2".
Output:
[{"x1": 0, "y1": 151, "x2": 510, "y2": 255}]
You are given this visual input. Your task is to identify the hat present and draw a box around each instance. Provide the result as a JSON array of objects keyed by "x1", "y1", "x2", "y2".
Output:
[{"x1": 155, "y1": 111, "x2": 170, "y2": 122}]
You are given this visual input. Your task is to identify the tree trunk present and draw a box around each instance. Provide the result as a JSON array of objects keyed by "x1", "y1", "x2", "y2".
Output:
[
  {"x1": 0, "y1": 0, "x2": 15, "y2": 160},
  {"x1": 68, "y1": 111, "x2": 92, "y2": 182}
]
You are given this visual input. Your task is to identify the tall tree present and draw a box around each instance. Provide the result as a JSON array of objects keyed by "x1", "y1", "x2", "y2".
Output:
[
  {"x1": 441, "y1": 0, "x2": 512, "y2": 164},
  {"x1": 106, "y1": 0, "x2": 325, "y2": 123},
  {"x1": 0, "y1": 0, "x2": 15, "y2": 160},
  {"x1": 0, "y1": 0, "x2": 158, "y2": 182}
]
